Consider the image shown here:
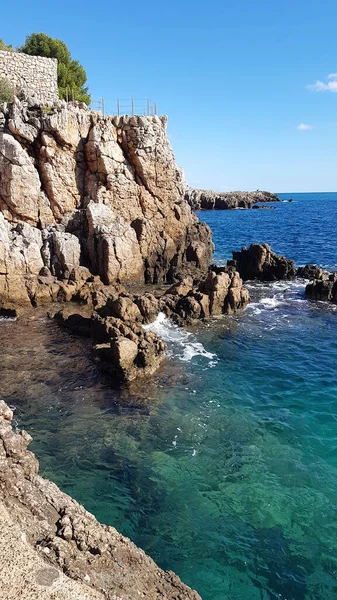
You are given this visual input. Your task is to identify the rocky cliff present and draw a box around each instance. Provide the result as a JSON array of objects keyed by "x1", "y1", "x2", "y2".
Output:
[
  {"x1": 0, "y1": 400, "x2": 201, "y2": 599},
  {"x1": 0, "y1": 97, "x2": 213, "y2": 309},
  {"x1": 185, "y1": 188, "x2": 279, "y2": 210}
]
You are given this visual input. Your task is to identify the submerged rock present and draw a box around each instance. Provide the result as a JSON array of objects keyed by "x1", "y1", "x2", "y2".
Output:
[
  {"x1": 230, "y1": 243, "x2": 296, "y2": 282},
  {"x1": 0, "y1": 401, "x2": 202, "y2": 599}
]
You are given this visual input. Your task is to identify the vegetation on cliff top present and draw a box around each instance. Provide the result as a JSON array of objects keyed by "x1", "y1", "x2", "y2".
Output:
[
  {"x1": 20, "y1": 33, "x2": 91, "y2": 105},
  {"x1": 0, "y1": 39, "x2": 14, "y2": 52},
  {"x1": 0, "y1": 33, "x2": 90, "y2": 105}
]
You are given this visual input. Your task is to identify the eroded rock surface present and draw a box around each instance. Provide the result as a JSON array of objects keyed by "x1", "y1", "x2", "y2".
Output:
[
  {"x1": 0, "y1": 98, "x2": 213, "y2": 308},
  {"x1": 0, "y1": 400, "x2": 201, "y2": 599}
]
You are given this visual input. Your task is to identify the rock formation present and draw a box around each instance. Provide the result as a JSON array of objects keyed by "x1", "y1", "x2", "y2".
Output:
[
  {"x1": 229, "y1": 243, "x2": 296, "y2": 281},
  {"x1": 53, "y1": 266, "x2": 250, "y2": 381},
  {"x1": 296, "y1": 264, "x2": 325, "y2": 280},
  {"x1": 304, "y1": 270, "x2": 337, "y2": 303},
  {"x1": 162, "y1": 268, "x2": 250, "y2": 324},
  {"x1": 185, "y1": 188, "x2": 279, "y2": 210},
  {"x1": 0, "y1": 97, "x2": 213, "y2": 310},
  {"x1": 0, "y1": 400, "x2": 201, "y2": 600}
]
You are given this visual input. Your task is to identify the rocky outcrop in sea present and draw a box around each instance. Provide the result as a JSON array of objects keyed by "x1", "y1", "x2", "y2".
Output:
[
  {"x1": 53, "y1": 265, "x2": 250, "y2": 382},
  {"x1": 185, "y1": 188, "x2": 279, "y2": 210},
  {"x1": 228, "y1": 243, "x2": 296, "y2": 281},
  {"x1": 304, "y1": 269, "x2": 337, "y2": 303}
]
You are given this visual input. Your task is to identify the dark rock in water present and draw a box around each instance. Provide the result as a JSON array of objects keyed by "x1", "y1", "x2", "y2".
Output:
[
  {"x1": 230, "y1": 243, "x2": 296, "y2": 282},
  {"x1": 185, "y1": 188, "x2": 279, "y2": 211},
  {"x1": 305, "y1": 271, "x2": 337, "y2": 303},
  {"x1": 252, "y1": 205, "x2": 275, "y2": 210},
  {"x1": 0, "y1": 400, "x2": 202, "y2": 600},
  {"x1": 54, "y1": 309, "x2": 92, "y2": 337},
  {"x1": 297, "y1": 264, "x2": 325, "y2": 280}
]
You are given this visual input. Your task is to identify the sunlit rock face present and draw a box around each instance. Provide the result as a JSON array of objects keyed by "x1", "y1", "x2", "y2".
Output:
[{"x1": 0, "y1": 98, "x2": 213, "y2": 308}]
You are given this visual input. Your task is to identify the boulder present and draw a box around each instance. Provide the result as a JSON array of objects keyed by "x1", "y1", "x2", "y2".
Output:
[
  {"x1": 231, "y1": 243, "x2": 296, "y2": 281},
  {"x1": 306, "y1": 272, "x2": 337, "y2": 303},
  {"x1": 94, "y1": 316, "x2": 166, "y2": 382},
  {"x1": 165, "y1": 266, "x2": 250, "y2": 323}
]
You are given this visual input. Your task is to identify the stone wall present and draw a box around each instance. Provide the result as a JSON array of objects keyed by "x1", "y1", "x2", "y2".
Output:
[{"x1": 0, "y1": 50, "x2": 58, "y2": 103}]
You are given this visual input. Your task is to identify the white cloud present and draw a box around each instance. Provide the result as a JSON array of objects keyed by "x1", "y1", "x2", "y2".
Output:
[
  {"x1": 307, "y1": 73, "x2": 337, "y2": 92},
  {"x1": 297, "y1": 123, "x2": 314, "y2": 131}
]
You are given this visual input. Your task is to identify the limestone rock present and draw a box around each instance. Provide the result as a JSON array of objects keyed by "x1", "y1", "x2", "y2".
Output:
[
  {"x1": 51, "y1": 231, "x2": 81, "y2": 279},
  {"x1": 0, "y1": 134, "x2": 41, "y2": 225},
  {"x1": 86, "y1": 201, "x2": 144, "y2": 284},
  {"x1": 0, "y1": 99, "x2": 213, "y2": 307},
  {"x1": 164, "y1": 266, "x2": 250, "y2": 324},
  {"x1": 39, "y1": 132, "x2": 83, "y2": 220},
  {"x1": 134, "y1": 293, "x2": 159, "y2": 323}
]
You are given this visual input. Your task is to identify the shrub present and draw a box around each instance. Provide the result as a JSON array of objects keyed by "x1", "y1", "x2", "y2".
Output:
[
  {"x1": 0, "y1": 78, "x2": 14, "y2": 103},
  {"x1": 0, "y1": 39, "x2": 14, "y2": 52}
]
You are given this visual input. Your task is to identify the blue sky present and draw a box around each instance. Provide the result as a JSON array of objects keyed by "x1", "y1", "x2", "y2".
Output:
[{"x1": 2, "y1": 0, "x2": 337, "y2": 192}]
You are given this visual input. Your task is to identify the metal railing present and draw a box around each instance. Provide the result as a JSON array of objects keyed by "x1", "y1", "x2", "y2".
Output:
[{"x1": 90, "y1": 98, "x2": 158, "y2": 117}]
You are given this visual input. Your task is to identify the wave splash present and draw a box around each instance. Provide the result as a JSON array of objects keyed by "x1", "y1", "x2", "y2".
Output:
[{"x1": 144, "y1": 312, "x2": 218, "y2": 365}]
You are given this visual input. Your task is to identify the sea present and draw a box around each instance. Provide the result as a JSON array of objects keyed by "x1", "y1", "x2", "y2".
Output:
[{"x1": 1, "y1": 192, "x2": 337, "y2": 600}]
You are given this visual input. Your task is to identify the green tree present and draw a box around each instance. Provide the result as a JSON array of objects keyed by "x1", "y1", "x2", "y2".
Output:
[
  {"x1": 20, "y1": 33, "x2": 90, "y2": 105},
  {"x1": 0, "y1": 39, "x2": 13, "y2": 51}
]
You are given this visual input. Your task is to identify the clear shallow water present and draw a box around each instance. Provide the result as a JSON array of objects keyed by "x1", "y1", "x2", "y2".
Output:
[{"x1": 1, "y1": 192, "x2": 337, "y2": 600}]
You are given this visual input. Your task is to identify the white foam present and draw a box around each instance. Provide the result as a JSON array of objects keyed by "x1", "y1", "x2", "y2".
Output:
[
  {"x1": 260, "y1": 296, "x2": 284, "y2": 308},
  {"x1": 143, "y1": 312, "x2": 218, "y2": 365}
]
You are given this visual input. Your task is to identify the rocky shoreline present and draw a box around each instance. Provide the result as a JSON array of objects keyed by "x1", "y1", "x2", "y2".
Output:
[
  {"x1": 1, "y1": 96, "x2": 336, "y2": 599},
  {"x1": 184, "y1": 188, "x2": 279, "y2": 210},
  {"x1": 0, "y1": 400, "x2": 201, "y2": 600}
]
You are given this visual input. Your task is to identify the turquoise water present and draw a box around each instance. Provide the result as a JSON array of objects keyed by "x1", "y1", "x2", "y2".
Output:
[{"x1": 2, "y1": 192, "x2": 337, "y2": 600}]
